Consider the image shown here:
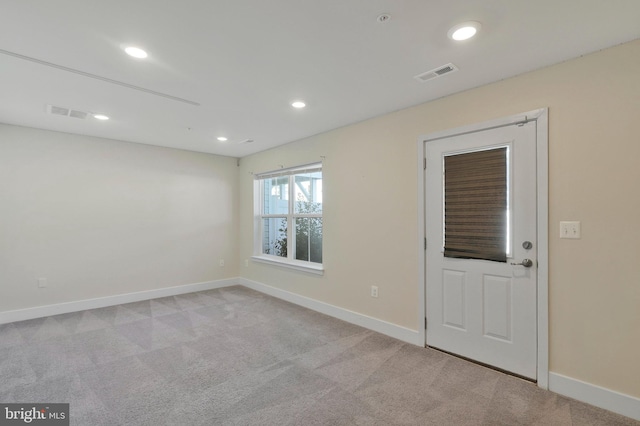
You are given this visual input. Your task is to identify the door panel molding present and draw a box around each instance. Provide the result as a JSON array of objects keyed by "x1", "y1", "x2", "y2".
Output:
[{"x1": 417, "y1": 108, "x2": 549, "y2": 388}]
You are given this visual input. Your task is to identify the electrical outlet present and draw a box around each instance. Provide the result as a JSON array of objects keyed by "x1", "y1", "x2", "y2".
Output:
[
  {"x1": 219, "y1": 259, "x2": 225, "y2": 267},
  {"x1": 244, "y1": 259, "x2": 249, "y2": 267},
  {"x1": 560, "y1": 221, "x2": 581, "y2": 239},
  {"x1": 371, "y1": 286, "x2": 379, "y2": 298},
  {"x1": 37, "y1": 277, "x2": 47, "y2": 288}
]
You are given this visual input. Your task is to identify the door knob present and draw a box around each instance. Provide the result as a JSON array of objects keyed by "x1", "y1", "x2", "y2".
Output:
[{"x1": 511, "y1": 258, "x2": 533, "y2": 267}]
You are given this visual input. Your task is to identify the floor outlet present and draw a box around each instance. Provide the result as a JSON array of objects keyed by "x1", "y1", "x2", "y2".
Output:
[{"x1": 371, "y1": 286, "x2": 378, "y2": 298}]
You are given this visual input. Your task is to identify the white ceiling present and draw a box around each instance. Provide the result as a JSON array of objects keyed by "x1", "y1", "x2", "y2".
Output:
[{"x1": 1, "y1": 1, "x2": 639, "y2": 158}]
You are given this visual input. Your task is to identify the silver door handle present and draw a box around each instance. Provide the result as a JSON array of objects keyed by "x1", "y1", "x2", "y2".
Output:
[{"x1": 511, "y1": 259, "x2": 533, "y2": 268}]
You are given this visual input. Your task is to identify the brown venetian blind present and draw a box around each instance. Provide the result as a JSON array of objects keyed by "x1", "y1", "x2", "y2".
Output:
[{"x1": 444, "y1": 147, "x2": 507, "y2": 262}]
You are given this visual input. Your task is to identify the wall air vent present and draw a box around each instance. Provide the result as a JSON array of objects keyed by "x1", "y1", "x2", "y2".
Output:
[
  {"x1": 46, "y1": 104, "x2": 88, "y2": 119},
  {"x1": 414, "y1": 63, "x2": 459, "y2": 83}
]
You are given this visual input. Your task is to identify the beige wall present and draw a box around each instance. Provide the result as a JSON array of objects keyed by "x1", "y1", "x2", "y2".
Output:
[
  {"x1": 239, "y1": 39, "x2": 640, "y2": 398},
  {"x1": 0, "y1": 124, "x2": 239, "y2": 312}
]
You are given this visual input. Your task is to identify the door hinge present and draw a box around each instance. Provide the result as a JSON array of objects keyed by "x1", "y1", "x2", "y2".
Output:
[
  {"x1": 425, "y1": 317, "x2": 427, "y2": 329},
  {"x1": 424, "y1": 238, "x2": 427, "y2": 250},
  {"x1": 423, "y1": 158, "x2": 426, "y2": 170}
]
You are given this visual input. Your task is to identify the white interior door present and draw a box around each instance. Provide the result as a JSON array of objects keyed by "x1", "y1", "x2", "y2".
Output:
[{"x1": 425, "y1": 121, "x2": 537, "y2": 379}]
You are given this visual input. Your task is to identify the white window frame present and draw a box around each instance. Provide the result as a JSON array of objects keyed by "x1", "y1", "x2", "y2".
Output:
[{"x1": 252, "y1": 163, "x2": 324, "y2": 275}]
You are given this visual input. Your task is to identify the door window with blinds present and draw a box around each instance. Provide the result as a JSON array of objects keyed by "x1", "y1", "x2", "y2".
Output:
[
  {"x1": 443, "y1": 146, "x2": 509, "y2": 262},
  {"x1": 256, "y1": 164, "x2": 323, "y2": 267}
]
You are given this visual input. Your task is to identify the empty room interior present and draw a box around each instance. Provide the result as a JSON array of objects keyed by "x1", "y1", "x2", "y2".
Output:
[{"x1": 1, "y1": 1, "x2": 639, "y2": 424}]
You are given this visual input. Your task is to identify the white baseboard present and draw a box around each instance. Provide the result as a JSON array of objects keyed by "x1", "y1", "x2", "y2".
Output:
[
  {"x1": 1, "y1": 275, "x2": 421, "y2": 346},
  {"x1": 0, "y1": 278, "x2": 239, "y2": 325},
  {"x1": 238, "y1": 277, "x2": 422, "y2": 346},
  {"x1": 549, "y1": 372, "x2": 640, "y2": 421}
]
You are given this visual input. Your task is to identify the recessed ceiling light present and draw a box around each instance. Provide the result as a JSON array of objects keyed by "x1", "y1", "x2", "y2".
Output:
[
  {"x1": 217, "y1": 136, "x2": 228, "y2": 142},
  {"x1": 291, "y1": 101, "x2": 306, "y2": 109},
  {"x1": 124, "y1": 46, "x2": 148, "y2": 59},
  {"x1": 93, "y1": 114, "x2": 109, "y2": 120},
  {"x1": 448, "y1": 21, "x2": 481, "y2": 41}
]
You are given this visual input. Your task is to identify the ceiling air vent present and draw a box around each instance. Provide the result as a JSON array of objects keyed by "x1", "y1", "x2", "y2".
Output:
[
  {"x1": 238, "y1": 139, "x2": 254, "y2": 144},
  {"x1": 414, "y1": 63, "x2": 459, "y2": 83},
  {"x1": 46, "y1": 104, "x2": 88, "y2": 119},
  {"x1": 69, "y1": 110, "x2": 88, "y2": 119},
  {"x1": 49, "y1": 105, "x2": 70, "y2": 116}
]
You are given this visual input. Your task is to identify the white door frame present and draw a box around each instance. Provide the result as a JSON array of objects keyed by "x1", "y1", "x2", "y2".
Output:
[{"x1": 417, "y1": 108, "x2": 549, "y2": 389}]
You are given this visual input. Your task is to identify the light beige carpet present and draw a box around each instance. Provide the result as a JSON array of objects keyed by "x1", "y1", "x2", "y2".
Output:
[{"x1": 0, "y1": 286, "x2": 637, "y2": 425}]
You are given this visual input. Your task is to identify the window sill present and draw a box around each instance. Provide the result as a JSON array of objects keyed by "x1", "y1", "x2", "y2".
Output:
[{"x1": 251, "y1": 255, "x2": 324, "y2": 276}]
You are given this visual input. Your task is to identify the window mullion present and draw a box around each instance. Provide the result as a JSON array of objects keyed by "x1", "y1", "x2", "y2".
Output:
[
  {"x1": 258, "y1": 180, "x2": 263, "y2": 257},
  {"x1": 288, "y1": 175, "x2": 295, "y2": 261}
]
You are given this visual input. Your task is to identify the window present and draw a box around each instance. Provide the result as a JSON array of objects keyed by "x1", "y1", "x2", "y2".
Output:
[
  {"x1": 443, "y1": 147, "x2": 508, "y2": 262},
  {"x1": 254, "y1": 164, "x2": 323, "y2": 272}
]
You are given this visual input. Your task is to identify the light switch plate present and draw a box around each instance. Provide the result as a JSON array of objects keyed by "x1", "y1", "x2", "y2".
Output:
[{"x1": 560, "y1": 221, "x2": 581, "y2": 239}]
